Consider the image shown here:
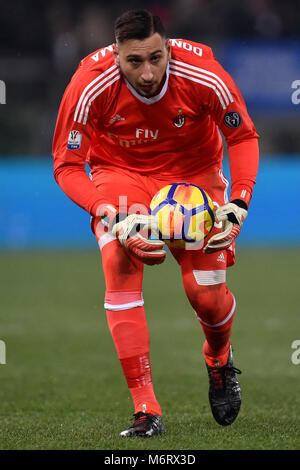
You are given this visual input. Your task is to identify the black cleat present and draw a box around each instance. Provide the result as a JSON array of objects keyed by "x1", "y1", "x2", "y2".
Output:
[
  {"x1": 205, "y1": 346, "x2": 242, "y2": 426},
  {"x1": 120, "y1": 412, "x2": 165, "y2": 438}
]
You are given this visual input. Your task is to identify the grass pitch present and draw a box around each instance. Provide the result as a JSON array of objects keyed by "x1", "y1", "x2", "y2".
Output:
[{"x1": 0, "y1": 249, "x2": 299, "y2": 450}]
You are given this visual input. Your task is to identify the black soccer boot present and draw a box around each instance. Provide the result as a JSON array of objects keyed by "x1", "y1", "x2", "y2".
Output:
[
  {"x1": 205, "y1": 346, "x2": 242, "y2": 426},
  {"x1": 120, "y1": 412, "x2": 165, "y2": 437}
]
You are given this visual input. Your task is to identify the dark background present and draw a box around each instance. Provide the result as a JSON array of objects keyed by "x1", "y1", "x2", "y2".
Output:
[{"x1": 0, "y1": 0, "x2": 299, "y2": 156}]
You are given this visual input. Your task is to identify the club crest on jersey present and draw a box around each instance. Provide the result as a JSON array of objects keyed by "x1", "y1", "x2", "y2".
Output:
[
  {"x1": 173, "y1": 109, "x2": 186, "y2": 128},
  {"x1": 224, "y1": 111, "x2": 242, "y2": 129},
  {"x1": 67, "y1": 130, "x2": 82, "y2": 149}
]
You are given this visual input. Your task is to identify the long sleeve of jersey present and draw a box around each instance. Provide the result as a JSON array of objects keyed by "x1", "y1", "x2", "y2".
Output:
[
  {"x1": 52, "y1": 65, "x2": 108, "y2": 217},
  {"x1": 54, "y1": 162, "x2": 104, "y2": 216},
  {"x1": 205, "y1": 57, "x2": 259, "y2": 207},
  {"x1": 228, "y1": 139, "x2": 259, "y2": 205}
]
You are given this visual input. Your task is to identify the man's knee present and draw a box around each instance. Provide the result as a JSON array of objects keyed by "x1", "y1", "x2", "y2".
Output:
[
  {"x1": 182, "y1": 269, "x2": 233, "y2": 324},
  {"x1": 101, "y1": 238, "x2": 144, "y2": 291},
  {"x1": 185, "y1": 282, "x2": 225, "y2": 316}
]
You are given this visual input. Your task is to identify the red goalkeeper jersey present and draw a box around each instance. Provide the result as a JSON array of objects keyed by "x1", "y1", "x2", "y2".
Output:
[{"x1": 53, "y1": 39, "x2": 259, "y2": 216}]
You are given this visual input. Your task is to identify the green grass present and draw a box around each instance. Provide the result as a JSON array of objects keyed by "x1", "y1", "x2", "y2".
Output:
[{"x1": 0, "y1": 249, "x2": 299, "y2": 450}]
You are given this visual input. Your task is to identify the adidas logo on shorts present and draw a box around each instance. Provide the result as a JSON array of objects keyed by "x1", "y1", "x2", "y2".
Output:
[{"x1": 217, "y1": 253, "x2": 226, "y2": 263}]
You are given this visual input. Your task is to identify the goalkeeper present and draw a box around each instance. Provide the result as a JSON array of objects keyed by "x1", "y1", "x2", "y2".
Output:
[{"x1": 52, "y1": 9, "x2": 259, "y2": 437}]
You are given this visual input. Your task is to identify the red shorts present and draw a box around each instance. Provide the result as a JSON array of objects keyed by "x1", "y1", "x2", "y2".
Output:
[{"x1": 90, "y1": 166, "x2": 235, "y2": 268}]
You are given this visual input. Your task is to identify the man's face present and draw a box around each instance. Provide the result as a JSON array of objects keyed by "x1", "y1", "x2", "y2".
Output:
[{"x1": 114, "y1": 33, "x2": 170, "y2": 98}]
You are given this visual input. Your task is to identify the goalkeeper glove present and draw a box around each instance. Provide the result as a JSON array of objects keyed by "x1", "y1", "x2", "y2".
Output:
[
  {"x1": 98, "y1": 205, "x2": 166, "y2": 265},
  {"x1": 204, "y1": 199, "x2": 248, "y2": 254}
]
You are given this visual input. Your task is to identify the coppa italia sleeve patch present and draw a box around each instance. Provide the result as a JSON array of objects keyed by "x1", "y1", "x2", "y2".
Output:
[
  {"x1": 223, "y1": 111, "x2": 242, "y2": 128},
  {"x1": 67, "y1": 130, "x2": 82, "y2": 149}
]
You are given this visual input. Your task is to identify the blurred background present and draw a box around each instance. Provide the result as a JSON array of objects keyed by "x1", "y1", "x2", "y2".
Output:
[{"x1": 0, "y1": 0, "x2": 300, "y2": 248}]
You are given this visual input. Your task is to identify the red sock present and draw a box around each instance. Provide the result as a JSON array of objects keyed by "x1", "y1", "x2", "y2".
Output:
[
  {"x1": 203, "y1": 340, "x2": 231, "y2": 367},
  {"x1": 180, "y1": 267, "x2": 236, "y2": 367},
  {"x1": 120, "y1": 353, "x2": 162, "y2": 415},
  {"x1": 106, "y1": 302, "x2": 161, "y2": 416},
  {"x1": 101, "y1": 241, "x2": 161, "y2": 415},
  {"x1": 201, "y1": 293, "x2": 236, "y2": 367}
]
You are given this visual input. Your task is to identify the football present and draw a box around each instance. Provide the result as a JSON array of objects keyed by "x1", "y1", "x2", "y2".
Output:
[{"x1": 149, "y1": 183, "x2": 215, "y2": 248}]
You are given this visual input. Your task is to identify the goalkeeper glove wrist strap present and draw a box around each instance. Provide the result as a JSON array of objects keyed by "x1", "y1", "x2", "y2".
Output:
[{"x1": 230, "y1": 199, "x2": 248, "y2": 211}]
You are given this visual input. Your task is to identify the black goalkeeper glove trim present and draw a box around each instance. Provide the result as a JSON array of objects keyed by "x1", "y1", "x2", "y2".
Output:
[{"x1": 227, "y1": 199, "x2": 248, "y2": 225}]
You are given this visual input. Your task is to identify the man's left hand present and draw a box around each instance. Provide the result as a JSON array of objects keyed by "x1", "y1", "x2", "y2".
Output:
[{"x1": 204, "y1": 200, "x2": 248, "y2": 253}]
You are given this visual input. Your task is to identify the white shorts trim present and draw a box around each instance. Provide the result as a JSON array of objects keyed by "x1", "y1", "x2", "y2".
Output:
[
  {"x1": 193, "y1": 269, "x2": 226, "y2": 286},
  {"x1": 98, "y1": 232, "x2": 116, "y2": 250},
  {"x1": 104, "y1": 300, "x2": 144, "y2": 311},
  {"x1": 218, "y1": 169, "x2": 229, "y2": 204},
  {"x1": 196, "y1": 295, "x2": 236, "y2": 328}
]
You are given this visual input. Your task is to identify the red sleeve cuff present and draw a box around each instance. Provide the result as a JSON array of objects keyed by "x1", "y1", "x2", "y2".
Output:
[{"x1": 230, "y1": 188, "x2": 252, "y2": 207}]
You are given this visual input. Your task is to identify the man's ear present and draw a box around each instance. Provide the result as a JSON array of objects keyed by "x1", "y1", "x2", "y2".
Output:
[
  {"x1": 113, "y1": 43, "x2": 120, "y2": 66},
  {"x1": 165, "y1": 38, "x2": 171, "y2": 60}
]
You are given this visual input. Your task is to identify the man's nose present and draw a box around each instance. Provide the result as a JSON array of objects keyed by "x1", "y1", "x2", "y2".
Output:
[{"x1": 141, "y1": 63, "x2": 154, "y2": 82}]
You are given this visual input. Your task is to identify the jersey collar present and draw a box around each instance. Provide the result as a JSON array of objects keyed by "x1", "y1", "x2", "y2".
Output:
[{"x1": 124, "y1": 63, "x2": 169, "y2": 105}]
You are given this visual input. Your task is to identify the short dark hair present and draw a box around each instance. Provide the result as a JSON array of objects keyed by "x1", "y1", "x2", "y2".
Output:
[{"x1": 114, "y1": 9, "x2": 166, "y2": 44}]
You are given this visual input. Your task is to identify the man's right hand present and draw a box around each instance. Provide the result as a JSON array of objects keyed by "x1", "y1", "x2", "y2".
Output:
[
  {"x1": 112, "y1": 213, "x2": 166, "y2": 265},
  {"x1": 98, "y1": 205, "x2": 166, "y2": 265}
]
